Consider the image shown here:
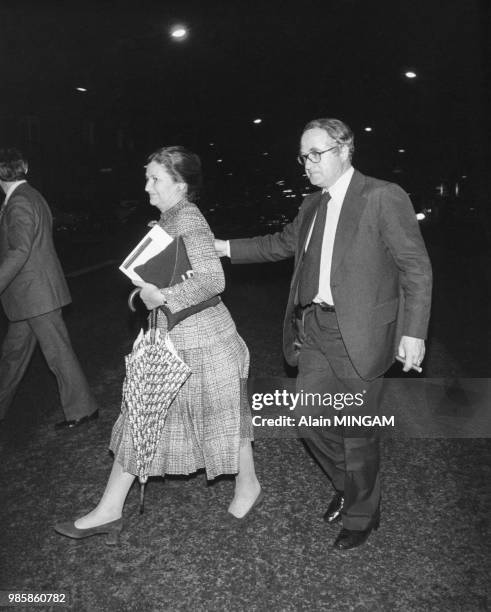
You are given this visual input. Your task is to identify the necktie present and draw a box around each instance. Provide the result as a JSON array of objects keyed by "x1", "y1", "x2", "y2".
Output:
[{"x1": 297, "y1": 191, "x2": 331, "y2": 306}]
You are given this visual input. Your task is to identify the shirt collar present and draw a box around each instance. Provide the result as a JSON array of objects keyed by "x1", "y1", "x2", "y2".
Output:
[
  {"x1": 4, "y1": 180, "x2": 27, "y2": 204},
  {"x1": 323, "y1": 166, "x2": 354, "y2": 201}
]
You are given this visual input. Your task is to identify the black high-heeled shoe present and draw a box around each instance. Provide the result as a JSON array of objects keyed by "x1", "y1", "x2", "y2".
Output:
[{"x1": 54, "y1": 517, "x2": 122, "y2": 545}]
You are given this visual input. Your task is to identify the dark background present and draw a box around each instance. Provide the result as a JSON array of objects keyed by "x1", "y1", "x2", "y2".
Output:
[
  {"x1": 0, "y1": 0, "x2": 489, "y2": 235},
  {"x1": 1, "y1": 4, "x2": 490, "y2": 610}
]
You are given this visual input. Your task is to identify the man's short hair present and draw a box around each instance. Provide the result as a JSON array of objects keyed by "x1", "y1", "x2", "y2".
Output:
[
  {"x1": 302, "y1": 118, "x2": 355, "y2": 159},
  {"x1": 0, "y1": 148, "x2": 28, "y2": 181}
]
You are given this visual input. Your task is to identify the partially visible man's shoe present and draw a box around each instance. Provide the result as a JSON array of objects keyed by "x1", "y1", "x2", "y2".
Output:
[
  {"x1": 323, "y1": 490, "x2": 344, "y2": 524},
  {"x1": 333, "y1": 517, "x2": 380, "y2": 550},
  {"x1": 54, "y1": 409, "x2": 99, "y2": 430}
]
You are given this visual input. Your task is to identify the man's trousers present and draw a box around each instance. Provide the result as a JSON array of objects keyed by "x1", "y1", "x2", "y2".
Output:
[
  {"x1": 0, "y1": 308, "x2": 98, "y2": 421},
  {"x1": 296, "y1": 304, "x2": 382, "y2": 531}
]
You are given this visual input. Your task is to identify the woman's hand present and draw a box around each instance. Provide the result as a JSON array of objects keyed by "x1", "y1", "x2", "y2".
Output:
[{"x1": 132, "y1": 279, "x2": 165, "y2": 310}]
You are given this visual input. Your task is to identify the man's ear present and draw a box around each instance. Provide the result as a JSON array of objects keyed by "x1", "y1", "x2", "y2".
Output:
[{"x1": 339, "y1": 144, "x2": 349, "y2": 163}]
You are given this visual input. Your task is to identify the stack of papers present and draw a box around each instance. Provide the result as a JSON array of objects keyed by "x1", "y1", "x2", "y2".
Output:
[{"x1": 119, "y1": 225, "x2": 173, "y2": 283}]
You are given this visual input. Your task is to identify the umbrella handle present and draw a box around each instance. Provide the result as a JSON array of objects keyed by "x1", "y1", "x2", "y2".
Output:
[
  {"x1": 128, "y1": 287, "x2": 141, "y2": 312},
  {"x1": 139, "y1": 482, "x2": 145, "y2": 514}
]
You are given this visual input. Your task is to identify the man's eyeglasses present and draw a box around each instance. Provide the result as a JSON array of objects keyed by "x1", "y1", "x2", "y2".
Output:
[{"x1": 297, "y1": 145, "x2": 339, "y2": 166}]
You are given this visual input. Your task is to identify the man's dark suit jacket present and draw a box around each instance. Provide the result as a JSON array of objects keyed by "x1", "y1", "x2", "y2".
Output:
[
  {"x1": 231, "y1": 169, "x2": 432, "y2": 381},
  {"x1": 0, "y1": 183, "x2": 71, "y2": 321}
]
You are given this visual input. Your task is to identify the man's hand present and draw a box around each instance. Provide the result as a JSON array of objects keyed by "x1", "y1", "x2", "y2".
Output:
[
  {"x1": 397, "y1": 336, "x2": 425, "y2": 372},
  {"x1": 214, "y1": 239, "x2": 229, "y2": 258},
  {"x1": 131, "y1": 279, "x2": 165, "y2": 310}
]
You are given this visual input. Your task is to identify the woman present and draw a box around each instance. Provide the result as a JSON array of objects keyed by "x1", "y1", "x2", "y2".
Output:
[{"x1": 54, "y1": 146, "x2": 261, "y2": 542}]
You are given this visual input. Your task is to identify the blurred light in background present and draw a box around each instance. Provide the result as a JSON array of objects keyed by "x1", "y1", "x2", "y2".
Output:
[{"x1": 170, "y1": 25, "x2": 188, "y2": 40}]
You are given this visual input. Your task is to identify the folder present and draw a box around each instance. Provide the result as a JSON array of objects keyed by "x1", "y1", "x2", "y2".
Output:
[
  {"x1": 123, "y1": 232, "x2": 220, "y2": 330},
  {"x1": 119, "y1": 225, "x2": 173, "y2": 283},
  {"x1": 134, "y1": 236, "x2": 193, "y2": 287}
]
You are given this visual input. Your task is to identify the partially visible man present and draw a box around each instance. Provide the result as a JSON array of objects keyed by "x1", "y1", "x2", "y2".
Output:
[
  {"x1": 215, "y1": 118, "x2": 432, "y2": 550},
  {"x1": 0, "y1": 148, "x2": 99, "y2": 429}
]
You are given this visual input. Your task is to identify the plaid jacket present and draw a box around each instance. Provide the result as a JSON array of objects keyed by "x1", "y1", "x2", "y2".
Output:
[{"x1": 155, "y1": 199, "x2": 237, "y2": 349}]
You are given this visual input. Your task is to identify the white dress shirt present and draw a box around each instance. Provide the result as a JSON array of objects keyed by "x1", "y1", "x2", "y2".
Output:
[
  {"x1": 3, "y1": 180, "x2": 27, "y2": 205},
  {"x1": 308, "y1": 166, "x2": 354, "y2": 305}
]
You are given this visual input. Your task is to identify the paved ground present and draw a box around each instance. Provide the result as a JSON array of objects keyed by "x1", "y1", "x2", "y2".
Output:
[{"x1": 0, "y1": 223, "x2": 490, "y2": 611}]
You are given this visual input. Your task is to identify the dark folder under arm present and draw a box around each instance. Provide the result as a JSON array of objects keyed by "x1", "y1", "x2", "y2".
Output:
[{"x1": 134, "y1": 236, "x2": 220, "y2": 331}]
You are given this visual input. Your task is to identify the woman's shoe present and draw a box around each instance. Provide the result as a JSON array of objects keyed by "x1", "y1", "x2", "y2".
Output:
[
  {"x1": 54, "y1": 517, "x2": 122, "y2": 545},
  {"x1": 228, "y1": 490, "x2": 264, "y2": 521}
]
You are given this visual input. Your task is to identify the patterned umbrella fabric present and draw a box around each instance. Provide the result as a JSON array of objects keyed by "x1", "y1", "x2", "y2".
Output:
[{"x1": 122, "y1": 309, "x2": 191, "y2": 512}]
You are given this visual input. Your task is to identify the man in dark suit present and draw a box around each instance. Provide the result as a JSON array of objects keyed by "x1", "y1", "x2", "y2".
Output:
[
  {"x1": 0, "y1": 148, "x2": 99, "y2": 429},
  {"x1": 215, "y1": 118, "x2": 432, "y2": 550}
]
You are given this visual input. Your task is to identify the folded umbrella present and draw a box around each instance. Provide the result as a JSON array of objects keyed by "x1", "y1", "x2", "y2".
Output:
[{"x1": 122, "y1": 310, "x2": 191, "y2": 512}]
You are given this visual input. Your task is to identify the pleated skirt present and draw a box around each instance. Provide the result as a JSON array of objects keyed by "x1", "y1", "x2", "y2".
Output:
[{"x1": 109, "y1": 327, "x2": 252, "y2": 480}]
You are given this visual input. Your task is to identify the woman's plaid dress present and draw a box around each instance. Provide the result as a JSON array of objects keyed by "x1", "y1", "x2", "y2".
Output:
[{"x1": 110, "y1": 199, "x2": 253, "y2": 479}]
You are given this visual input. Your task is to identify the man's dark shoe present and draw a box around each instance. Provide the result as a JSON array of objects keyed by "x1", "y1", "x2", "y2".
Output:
[
  {"x1": 55, "y1": 409, "x2": 99, "y2": 431},
  {"x1": 333, "y1": 517, "x2": 380, "y2": 550},
  {"x1": 323, "y1": 491, "x2": 344, "y2": 524}
]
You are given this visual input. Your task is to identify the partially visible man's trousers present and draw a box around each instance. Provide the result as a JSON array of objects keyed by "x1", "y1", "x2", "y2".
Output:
[
  {"x1": 0, "y1": 308, "x2": 98, "y2": 421},
  {"x1": 296, "y1": 305, "x2": 382, "y2": 531}
]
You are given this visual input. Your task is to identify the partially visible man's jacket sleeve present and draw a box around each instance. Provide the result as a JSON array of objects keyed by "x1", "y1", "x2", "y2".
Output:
[
  {"x1": 0, "y1": 199, "x2": 36, "y2": 294},
  {"x1": 230, "y1": 206, "x2": 304, "y2": 264},
  {"x1": 378, "y1": 183, "x2": 433, "y2": 339}
]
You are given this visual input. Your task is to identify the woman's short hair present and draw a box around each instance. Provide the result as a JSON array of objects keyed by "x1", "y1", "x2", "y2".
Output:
[
  {"x1": 0, "y1": 148, "x2": 28, "y2": 181},
  {"x1": 146, "y1": 146, "x2": 202, "y2": 202},
  {"x1": 302, "y1": 118, "x2": 355, "y2": 159}
]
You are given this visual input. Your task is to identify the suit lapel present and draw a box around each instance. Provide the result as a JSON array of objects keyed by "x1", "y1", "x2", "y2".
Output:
[{"x1": 330, "y1": 170, "x2": 367, "y2": 281}]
